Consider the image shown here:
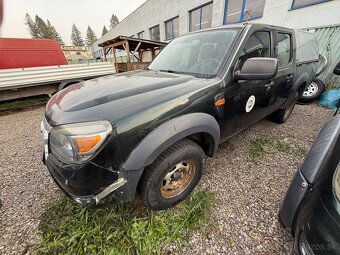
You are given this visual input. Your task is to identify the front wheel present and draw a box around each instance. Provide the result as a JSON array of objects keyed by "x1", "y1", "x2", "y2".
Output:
[
  {"x1": 270, "y1": 91, "x2": 298, "y2": 124},
  {"x1": 138, "y1": 139, "x2": 205, "y2": 210}
]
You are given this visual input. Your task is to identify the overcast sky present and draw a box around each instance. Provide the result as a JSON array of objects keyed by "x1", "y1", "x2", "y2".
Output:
[{"x1": 1, "y1": 0, "x2": 146, "y2": 45}]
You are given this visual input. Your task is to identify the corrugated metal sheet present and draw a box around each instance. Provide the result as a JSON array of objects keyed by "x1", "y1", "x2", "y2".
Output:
[
  {"x1": 307, "y1": 24, "x2": 340, "y2": 89},
  {"x1": 0, "y1": 62, "x2": 115, "y2": 90}
]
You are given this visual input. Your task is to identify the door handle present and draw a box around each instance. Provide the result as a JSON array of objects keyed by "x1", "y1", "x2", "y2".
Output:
[{"x1": 265, "y1": 81, "x2": 275, "y2": 89}]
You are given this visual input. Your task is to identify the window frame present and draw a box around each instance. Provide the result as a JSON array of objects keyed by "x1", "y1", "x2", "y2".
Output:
[
  {"x1": 290, "y1": 0, "x2": 331, "y2": 10},
  {"x1": 223, "y1": 0, "x2": 266, "y2": 25},
  {"x1": 137, "y1": 31, "x2": 144, "y2": 39},
  {"x1": 149, "y1": 25, "x2": 160, "y2": 41},
  {"x1": 164, "y1": 16, "x2": 179, "y2": 40},
  {"x1": 274, "y1": 31, "x2": 293, "y2": 69},
  {"x1": 238, "y1": 30, "x2": 273, "y2": 63},
  {"x1": 189, "y1": 1, "x2": 213, "y2": 32}
]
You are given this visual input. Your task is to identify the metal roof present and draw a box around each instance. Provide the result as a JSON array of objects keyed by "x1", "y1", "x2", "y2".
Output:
[{"x1": 98, "y1": 36, "x2": 167, "y2": 50}]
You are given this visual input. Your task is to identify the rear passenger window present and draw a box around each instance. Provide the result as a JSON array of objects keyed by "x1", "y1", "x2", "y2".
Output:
[
  {"x1": 239, "y1": 31, "x2": 271, "y2": 68},
  {"x1": 276, "y1": 33, "x2": 291, "y2": 67}
]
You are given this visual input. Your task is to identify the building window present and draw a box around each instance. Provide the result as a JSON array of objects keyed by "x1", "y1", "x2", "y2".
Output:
[
  {"x1": 165, "y1": 16, "x2": 179, "y2": 40},
  {"x1": 224, "y1": 0, "x2": 266, "y2": 24},
  {"x1": 291, "y1": 0, "x2": 331, "y2": 10},
  {"x1": 189, "y1": 2, "x2": 213, "y2": 32},
  {"x1": 276, "y1": 33, "x2": 291, "y2": 67},
  {"x1": 149, "y1": 25, "x2": 160, "y2": 41},
  {"x1": 239, "y1": 31, "x2": 271, "y2": 69},
  {"x1": 137, "y1": 31, "x2": 144, "y2": 39}
]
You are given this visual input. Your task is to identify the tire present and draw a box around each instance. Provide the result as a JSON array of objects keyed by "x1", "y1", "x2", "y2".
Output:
[
  {"x1": 278, "y1": 211, "x2": 285, "y2": 228},
  {"x1": 139, "y1": 139, "x2": 205, "y2": 210},
  {"x1": 270, "y1": 91, "x2": 298, "y2": 124},
  {"x1": 299, "y1": 78, "x2": 325, "y2": 103}
]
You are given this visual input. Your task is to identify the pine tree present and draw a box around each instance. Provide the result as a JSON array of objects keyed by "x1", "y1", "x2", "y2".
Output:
[
  {"x1": 86, "y1": 26, "x2": 98, "y2": 46},
  {"x1": 35, "y1": 15, "x2": 51, "y2": 38},
  {"x1": 71, "y1": 24, "x2": 85, "y2": 46},
  {"x1": 24, "y1": 14, "x2": 65, "y2": 46},
  {"x1": 47, "y1": 20, "x2": 65, "y2": 46},
  {"x1": 25, "y1": 14, "x2": 40, "y2": 38},
  {"x1": 102, "y1": 25, "x2": 108, "y2": 36},
  {"x1": 109, "y1": 14, "x2": 119, "y2": 29}
]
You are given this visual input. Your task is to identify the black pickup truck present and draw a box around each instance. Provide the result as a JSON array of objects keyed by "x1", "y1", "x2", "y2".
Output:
[{"x1": 41, "y1": 23, "x2": 318, "y2": 210}]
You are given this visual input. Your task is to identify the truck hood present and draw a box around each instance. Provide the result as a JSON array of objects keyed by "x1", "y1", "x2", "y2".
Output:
[{"x1": 45, "y1": 70, "x2": 216, "y2": 126}]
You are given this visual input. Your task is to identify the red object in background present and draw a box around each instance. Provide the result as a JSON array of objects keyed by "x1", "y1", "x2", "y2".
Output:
[{"x1": 0, "y1": 38, "x2": 67, "y2": 70}]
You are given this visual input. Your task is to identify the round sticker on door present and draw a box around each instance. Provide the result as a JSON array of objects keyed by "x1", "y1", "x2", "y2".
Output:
[{"x1": 245, "y1": 95, "x2": 256, "y2": 112}]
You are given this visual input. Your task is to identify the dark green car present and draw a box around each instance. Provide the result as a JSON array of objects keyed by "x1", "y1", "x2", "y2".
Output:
[
  {"x1": 279, "y1": 63, "x2": 340, "y2": 255},
  {"x1": 41, "y1": 24, "x2": 317, "y2": 210}
]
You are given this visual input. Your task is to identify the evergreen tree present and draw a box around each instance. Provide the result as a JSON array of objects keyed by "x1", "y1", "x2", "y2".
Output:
[
  {"x1": 35, "y1": 15, "x2": 51, "y2": 38},
  {"x1": 71, "y1": 24, "x2": 85, "y2": 46},
  {"x1": 86, "y1": 26, "x2": 98, "y2": 46},
  {"x1": 25, "y1": 13, "x2": 39, "y2": 38},
  {"x1": 47, "y1": 20, "x2": 65, "y2": 46},
  {"x1": 102, "y1": 25, "x2": 108, "y2": 36},
  {"x1": 24, "y1": 14, "x2": 65, "y2": 46},
  {"x1": 109, "y1": 14, "x2": 119, "y2": 29}
]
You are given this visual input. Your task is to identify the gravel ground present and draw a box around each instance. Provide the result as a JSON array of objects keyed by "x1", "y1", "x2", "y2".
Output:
[{"x1": 0, "y1": 104, "x2": 334, "y2": 255}]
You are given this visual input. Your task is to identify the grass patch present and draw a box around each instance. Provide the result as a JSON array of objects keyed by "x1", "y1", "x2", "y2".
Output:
[
  {"x1": 35, "y1": 190, "x2": 214, "y2": 255},
  {"x1": 249, "y1": 137, "x2": 307, "y2": 163},
  {"x1": 0, "y1": 96, "x2": 49, "y2": 111}
]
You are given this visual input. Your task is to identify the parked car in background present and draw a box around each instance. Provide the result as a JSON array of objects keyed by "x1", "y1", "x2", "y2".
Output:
[
  {"x1": 279, "y1": 62, "x2": 340, "y2": 255},
  {"x1": 41, "y1": 24, "x2": 319, "y2": 210},
  {"x1": 299, "y1": 54, "x2": 328, "y2": 103}
]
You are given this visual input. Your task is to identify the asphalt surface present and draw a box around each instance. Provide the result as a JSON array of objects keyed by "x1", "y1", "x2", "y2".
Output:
[{"x1": 0, "y1": 104, "x2": 335, "y2": 254}]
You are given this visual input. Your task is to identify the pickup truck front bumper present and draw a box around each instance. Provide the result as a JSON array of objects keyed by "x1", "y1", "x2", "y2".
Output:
[{"x1": 44, "y1": 154, "x2": 136, "y2": 206}]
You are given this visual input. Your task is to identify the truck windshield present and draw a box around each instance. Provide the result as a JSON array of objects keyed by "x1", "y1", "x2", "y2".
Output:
[{"x1": 148, "y1": 29, "x2": 239, "y2": 78}]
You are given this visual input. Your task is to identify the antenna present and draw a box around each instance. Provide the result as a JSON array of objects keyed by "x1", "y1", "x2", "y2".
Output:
[{"x1": 245, "y1": 0, "x2": 265, "y2": 23}]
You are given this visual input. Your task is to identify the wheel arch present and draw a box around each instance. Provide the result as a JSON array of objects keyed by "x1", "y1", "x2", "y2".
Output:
[
  {"x1": 122, "y1": 113, "x2": 220, "y2": 171},
  {"x1": 58, "y1": 79, "x2": 85, "y2": 91},
  {"x1": 293, "y1": 73, "x2": 309, "y2": 98}
]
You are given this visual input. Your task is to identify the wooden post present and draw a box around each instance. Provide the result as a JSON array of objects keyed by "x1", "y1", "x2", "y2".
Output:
[
  {"x1": 151, "y1": 49, "x2": 155, "y2": 60},
  {"x1": 139, "y1": 50, "x2": 143, "y2": 62},
  {"x1": 103, "y1": 47, "x2": 107, "y2": 62},
  {"x1": 125, "y1": 41, "x2": 131, "y2": 63},
  {"x1": 112, "y1": 46, "x2": 118, "y2": 73}
]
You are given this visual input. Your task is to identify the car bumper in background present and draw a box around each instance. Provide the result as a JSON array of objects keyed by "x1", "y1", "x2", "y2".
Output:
[
  {"x1": 279, "y1": 169, "x2": 309, "y2": 232},
  {"x1": 295, "y1": 193, "x2": 340, "y2": 255}
]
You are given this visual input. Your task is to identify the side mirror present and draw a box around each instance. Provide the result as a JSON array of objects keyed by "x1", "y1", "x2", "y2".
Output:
[
  {"x1": 333, "y1": 62, "x2": 340, "y2": 75},
  {"x1": 234, "y1": 57, "x2": 278, "y2": 81}
]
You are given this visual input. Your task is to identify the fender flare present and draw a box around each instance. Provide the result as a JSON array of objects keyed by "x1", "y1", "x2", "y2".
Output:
[
  {"x1": 122, "y1": 113, "x2": 220, "y2": 171},
  {"x1": 281, "y1": 73, "x2": 308, "y2": 109},
  {"x1": 292, "y1": 73, "x2": 309, "y2": 96},
  {"x1": 58, "y1": 79, "x2": 84, "y2": 91}
]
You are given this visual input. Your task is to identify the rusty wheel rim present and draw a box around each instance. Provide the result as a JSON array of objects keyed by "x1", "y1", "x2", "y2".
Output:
[{"x1": 160, "y1": 160, "x2": 196, "y2": 199}]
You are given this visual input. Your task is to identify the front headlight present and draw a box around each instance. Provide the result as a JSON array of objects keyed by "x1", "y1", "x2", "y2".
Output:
[{"x1": 49, "y1": 121, "x2": 112, "y2": 164}]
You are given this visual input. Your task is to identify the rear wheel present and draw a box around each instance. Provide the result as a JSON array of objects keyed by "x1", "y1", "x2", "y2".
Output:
[
  {"x1": 139, "y1": 139, "x2": 205, "y2": 210},
  {"x1": 299, "y1": 78, "x2": 325, "y2": 103},
  {"x1": 270, "y1": 91, "x2": 298, "y2": 124}
]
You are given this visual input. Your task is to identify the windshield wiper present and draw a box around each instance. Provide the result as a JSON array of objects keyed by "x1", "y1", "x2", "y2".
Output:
[{"x1": 158, "y1": 69, "x2": 182, "y2": 74}]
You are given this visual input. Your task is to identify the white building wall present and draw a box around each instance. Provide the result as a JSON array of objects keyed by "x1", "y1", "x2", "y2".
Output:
[
  {"x1": 93, "y1": 0, "x2": 225, "y2": 57},
  {"x1": 93, "y1": 0, "x2": 340, "y2": 58},
  {"x1": 252, "y1": 0, "x2": 340, "y2": 29}
]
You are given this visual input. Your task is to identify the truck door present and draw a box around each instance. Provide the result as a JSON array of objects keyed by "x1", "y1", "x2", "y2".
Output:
[
  {"x1": 270, "y1": 31, "x2": 295, "y2": 110},
  {"x1": 221, "y1": 30, "x2": 274, "y2": 139}
]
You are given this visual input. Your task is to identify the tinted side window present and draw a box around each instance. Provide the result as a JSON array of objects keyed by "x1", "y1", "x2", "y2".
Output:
[
  {"x1": 239, "y1": 31, "x2": 270, "y2": 68},
  {"x1": 276, "y1": 33, "x2": 291, "y2": 67}
]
